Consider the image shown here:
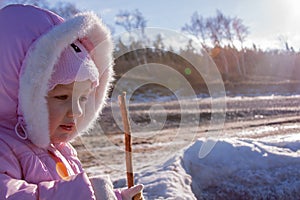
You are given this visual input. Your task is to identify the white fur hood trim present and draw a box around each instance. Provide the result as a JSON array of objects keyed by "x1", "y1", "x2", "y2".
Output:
[{"x1": 19, "y1": 12, "x2": 114, "y2": 148}]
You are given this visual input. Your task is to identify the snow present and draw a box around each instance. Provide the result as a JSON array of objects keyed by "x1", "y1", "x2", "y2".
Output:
[
  {"x1": 95, "y1": 94, "x2": 300, "y2": 199},
  {"x1": 135, "y1": 157, "x2": 196, "y2": 200},
  {"x1": 124, "y1": 133, "x2": 300, "y2": 199}
]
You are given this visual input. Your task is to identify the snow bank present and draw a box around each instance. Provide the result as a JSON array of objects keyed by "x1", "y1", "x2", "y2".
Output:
[
  {"x1": 126, "y1": 134, "x2": 300, "y2": 199},
  {"x1": 113, "y1": 155, "x2": 197, "y2": 200},
  {"x1": 183, "y1": 134, "x2": 300, "y2": 199},
  {"x1": 135, "y1": 156, "x2": 196, "y2": 200}
]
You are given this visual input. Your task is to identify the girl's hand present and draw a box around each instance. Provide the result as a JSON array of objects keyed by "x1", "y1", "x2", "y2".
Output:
[{"x1": 121, "y1": 184, "x2": 144, "y2": 200}]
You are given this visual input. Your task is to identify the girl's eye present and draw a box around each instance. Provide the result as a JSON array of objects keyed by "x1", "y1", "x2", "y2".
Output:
[
  {"x1": 54, "y1": 95, "x2": 68, "y2": 100},
  {"x1": 80, "y1": 96, "x2": 88, "y2": 102}
]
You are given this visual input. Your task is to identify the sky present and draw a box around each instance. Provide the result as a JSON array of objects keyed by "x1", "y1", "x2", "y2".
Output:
[
  {"x1": 16, "y1": 0, "x2": 300, "y2": 50},
  {"x1": 46, "y1": 0, "x2": 300, "y2": 50}
]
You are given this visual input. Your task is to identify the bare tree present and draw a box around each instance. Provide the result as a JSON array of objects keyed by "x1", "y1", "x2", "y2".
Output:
[
  {"x1": 232, "y1": 17, "x2": 249, "y2": 50},
  {"x1": 205, "y1": 17, "x2": 221, "y2": 46},
  {"x1": 182, "y1": 10, "x2": 233, "y2": 48},
  {"x1": 215, "y1": 10, "x2": 227, "y2": 45},
  {"x1": 232, "y1": 17, "x2": 249, "y2": 76},
  {"x1": 115, "y1": 9, "x2": 148, "y2": 66},
  {"x1": 217, "y1": 10, "x2": 234, "y2": 47},
  {"x1": 115, "y1": 9, "x2": 147, "y2": 35},
  {"x1": 206, "y1": 10, "x2": 234, "y2": 47},
  {"x1": 182, "y1": 10, "x2": 250, "y2": 78},
  {"x1": 183, "y1": 10, "x2": 249, "y2": 49},
  {"x1": 152, "y1": 33, "x2": 165, "y2": 58},
  {"x1": 182, "y1": 11, "x2": 208, "y2": 47},
  {"x1": 278, "y1": 35, "x2": 292, "y2": 52}
]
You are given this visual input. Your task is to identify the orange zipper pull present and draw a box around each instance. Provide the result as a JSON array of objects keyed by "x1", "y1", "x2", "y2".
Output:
[{"x1": 48, "y1": 150, "x2": 70, "y2": 180}]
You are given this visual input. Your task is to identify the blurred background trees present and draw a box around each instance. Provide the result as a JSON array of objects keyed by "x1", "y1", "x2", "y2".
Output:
[
  {"x1": 115, "y1": 9, "x2": 147, "y2": 34},
  {"x1": 2, "y1": 0, "x2": 299, "y2": 85}
]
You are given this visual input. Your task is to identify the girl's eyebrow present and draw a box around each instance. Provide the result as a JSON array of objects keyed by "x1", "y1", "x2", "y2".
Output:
[
  {"x1": 52, "y1": 83, "x2": 73, "y2": 91},
  {"x1": 52, "y1": 87, "x2": 73, "y2": 93},
  {"x1": 51, "y1": 82, "x2": 93, "y2": 93}
]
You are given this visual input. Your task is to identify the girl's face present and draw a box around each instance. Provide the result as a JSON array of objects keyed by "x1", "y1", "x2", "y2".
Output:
[{"x1": 46, "y1": 80, "x2": 92, "y2": 144}]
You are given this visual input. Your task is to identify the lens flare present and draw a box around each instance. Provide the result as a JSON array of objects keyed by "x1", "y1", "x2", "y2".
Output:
[
  {"x1": 184, "y1": 67, "x2": 192, "y2": 75},
  {"x1": 77, "y1": 27, "x2": 226, "y2": 175}
]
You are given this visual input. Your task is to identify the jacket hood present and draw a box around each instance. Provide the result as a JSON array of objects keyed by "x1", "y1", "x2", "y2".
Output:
[{"x1": 0, "y1": 4, "x2": 114, "y2": 148}]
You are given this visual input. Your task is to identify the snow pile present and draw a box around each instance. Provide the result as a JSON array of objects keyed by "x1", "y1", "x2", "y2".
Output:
[
  {"x1": 183, "y1": 134, "x2": 300, "y2": 199},
  {"x1": 131, "y1": 134, "x2": 300, "y2": 199},
  {"x1": 113, "y1": 155, "x2": 197, "y2": 200},
  {"x1": 135, "y1": 156, "x2": 196, "y2": 200}
]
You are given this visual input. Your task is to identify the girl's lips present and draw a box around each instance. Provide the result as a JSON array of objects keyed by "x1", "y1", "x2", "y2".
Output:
[{"x1": 60, "y1": 124, "x2": 75, "y2": 132}]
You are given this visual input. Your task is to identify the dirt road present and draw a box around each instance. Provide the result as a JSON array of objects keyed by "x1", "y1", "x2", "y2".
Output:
[{"x1": 72, "y1": 95, "x2": 300, "y2": 181}]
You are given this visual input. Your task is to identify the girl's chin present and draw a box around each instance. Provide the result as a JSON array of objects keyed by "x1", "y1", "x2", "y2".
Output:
[{"x1": 50, "y1": 132, "x2": 77, "y2": 144}]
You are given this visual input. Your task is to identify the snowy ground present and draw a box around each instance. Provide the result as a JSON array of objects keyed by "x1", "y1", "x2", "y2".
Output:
[
  {"x1": 73, "y1": 95, "x2": 300, "y2": 199},
  {"x1": 184, "y1": 134, "x2": 300, "y2": 199},
  {"x1": 112, "y1": 133, "x2": 300, "y2": 200}
]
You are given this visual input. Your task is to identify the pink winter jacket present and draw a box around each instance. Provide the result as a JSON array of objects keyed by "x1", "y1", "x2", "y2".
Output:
[
  {"x1": 0, "y1": 130, "x2": 96, "y2": 199},
  {"x1": 0, "y1": 4, "x2": 117, "y2": 200}
]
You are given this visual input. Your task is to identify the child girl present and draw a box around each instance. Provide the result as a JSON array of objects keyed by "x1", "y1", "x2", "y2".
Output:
[{"x1": 0, "y1": 4, "x2": 143, "y2": 199}]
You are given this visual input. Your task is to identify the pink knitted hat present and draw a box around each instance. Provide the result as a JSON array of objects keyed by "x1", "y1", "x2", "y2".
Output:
[{"x1": 48, "y1": 40, "x2": 99, "y2": 90}]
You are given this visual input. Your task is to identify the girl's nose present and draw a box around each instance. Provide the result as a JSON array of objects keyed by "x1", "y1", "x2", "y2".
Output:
[{"x1": 67, "y1": 102, "x2": 83, "y2": 118}]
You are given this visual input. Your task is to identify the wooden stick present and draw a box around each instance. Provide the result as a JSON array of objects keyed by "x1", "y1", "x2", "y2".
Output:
[
  {"x1": 118, "y1": 92, "x2": 134, "y2": 188},
  {"x1": 118, "y1": 92, "x2": 143, "y2": 200}
]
